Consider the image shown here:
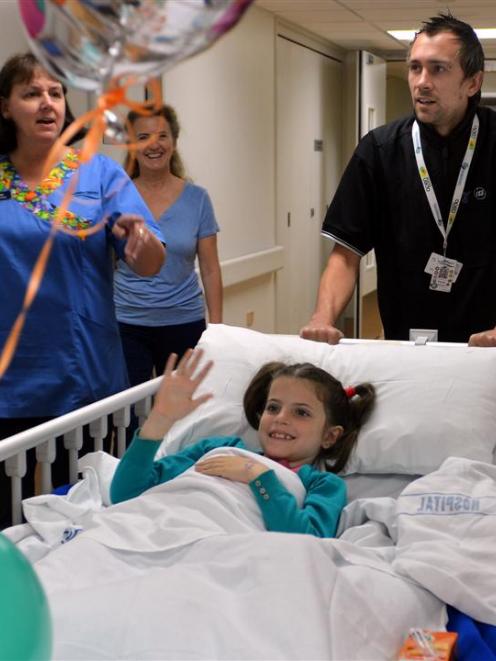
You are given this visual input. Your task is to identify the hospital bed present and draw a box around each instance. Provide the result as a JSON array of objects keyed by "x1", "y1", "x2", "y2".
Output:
[{"x1": 1, "y1": 324, "x2": 496, "y2": 660}]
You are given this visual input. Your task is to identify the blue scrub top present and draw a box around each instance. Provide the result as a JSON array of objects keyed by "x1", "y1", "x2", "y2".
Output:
[{"x1": 0, "y1": 150, "x2": 163, "y2": 417}]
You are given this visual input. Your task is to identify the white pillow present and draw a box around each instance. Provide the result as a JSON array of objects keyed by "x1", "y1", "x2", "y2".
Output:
[{"x1": 159, "y1": 324, "x2": 496, "y2": 475}]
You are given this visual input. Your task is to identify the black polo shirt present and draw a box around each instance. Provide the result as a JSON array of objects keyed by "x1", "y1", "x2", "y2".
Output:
[{"x1": 322, "y1": 104, "x2": 496, "y2": 342}]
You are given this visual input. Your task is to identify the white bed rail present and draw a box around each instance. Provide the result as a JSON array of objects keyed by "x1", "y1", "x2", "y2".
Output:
[{"x1": 0, "y1": 376, "x2": 162, "y2": 526}]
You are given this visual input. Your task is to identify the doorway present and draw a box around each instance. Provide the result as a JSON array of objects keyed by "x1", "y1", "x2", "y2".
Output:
[{"x1": 275, "y1": 35, "x2": 343, "y2": 334}]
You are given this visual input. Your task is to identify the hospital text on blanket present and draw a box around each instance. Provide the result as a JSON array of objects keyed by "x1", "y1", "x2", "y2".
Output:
[{"x1": 398, "y1": 493, "x2": 496, "y2": 515}]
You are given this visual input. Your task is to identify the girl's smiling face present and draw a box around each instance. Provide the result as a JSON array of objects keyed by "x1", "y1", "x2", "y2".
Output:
[{"x1": 258, "y1": 376, "x2": 340, "y2": 466}]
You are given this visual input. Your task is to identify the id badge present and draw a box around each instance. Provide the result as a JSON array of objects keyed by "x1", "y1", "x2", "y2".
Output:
[
  {"x1": 424, "y1": 252, "x2": 462, "y2": 292},
  {"x1": 430, "y1": 268, "x2": 453, "y2": 292}
]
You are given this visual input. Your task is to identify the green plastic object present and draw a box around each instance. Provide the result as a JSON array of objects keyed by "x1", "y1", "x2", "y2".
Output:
[{"x1": 0, "y1": 532, "x2": 52, "y2": 660}]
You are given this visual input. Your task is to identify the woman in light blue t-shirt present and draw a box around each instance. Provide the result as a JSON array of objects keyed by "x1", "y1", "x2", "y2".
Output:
[{"x1": 114, "y1": 105, "x2": 223, "y2": 390}]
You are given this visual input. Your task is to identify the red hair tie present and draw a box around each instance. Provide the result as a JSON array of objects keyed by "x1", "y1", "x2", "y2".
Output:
[{"x1": 344, "y1": 386, "x2": 356, "y2": 399}]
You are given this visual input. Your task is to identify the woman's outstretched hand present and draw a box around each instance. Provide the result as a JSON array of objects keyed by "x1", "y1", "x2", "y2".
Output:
[
  {"x1": 112, "y1": 213, "x2": 165, "y2": 276},
  {"x1": 140, "y1": 349, "x2": 213, "y2": 441}
]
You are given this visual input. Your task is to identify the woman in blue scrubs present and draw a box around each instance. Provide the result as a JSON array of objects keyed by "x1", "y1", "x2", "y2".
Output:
[{"x1": 0, "y1": 52, "x2": 165, "y2": 523}]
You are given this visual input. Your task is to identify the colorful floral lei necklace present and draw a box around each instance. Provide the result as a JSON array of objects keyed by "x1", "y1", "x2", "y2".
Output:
[{"x1": 0, "y1": 148, "x2": 91, "y2": 232}]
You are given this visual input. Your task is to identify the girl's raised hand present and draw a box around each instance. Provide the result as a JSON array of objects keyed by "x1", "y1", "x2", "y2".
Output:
[{"x1": 140, "y1": 349, "x2": 213, "y2": 441}]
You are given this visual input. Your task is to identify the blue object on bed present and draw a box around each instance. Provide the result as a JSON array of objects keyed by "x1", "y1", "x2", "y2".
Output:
[
  {"x1": 447, "y1": 605, "x2": 496, "y2": 660},
  {"x1": 52, "y1": 484, "x2": 71, "y2": 496}
]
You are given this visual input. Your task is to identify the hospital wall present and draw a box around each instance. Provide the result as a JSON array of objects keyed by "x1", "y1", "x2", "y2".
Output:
[
  {"x1": 161, "y1": 5, "x2": 279, "y2": 333},
  {"x1": 159, "y1": 6, "x2": 345, "y2": 334}
]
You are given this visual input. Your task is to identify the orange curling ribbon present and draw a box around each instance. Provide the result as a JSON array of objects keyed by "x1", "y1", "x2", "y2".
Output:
[{"x1": 0, "y1": 77, "x2": 163, "y2": 380}]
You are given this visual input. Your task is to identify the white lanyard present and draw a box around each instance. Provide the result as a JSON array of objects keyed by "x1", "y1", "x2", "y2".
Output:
[{"x1": 412, "y1": 114, "x2": 479, "y2": 255}]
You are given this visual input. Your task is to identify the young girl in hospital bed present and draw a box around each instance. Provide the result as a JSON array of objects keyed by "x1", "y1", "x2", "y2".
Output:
[{"x1": 111, "y1": 348, "x2": 375, "y2": 538}]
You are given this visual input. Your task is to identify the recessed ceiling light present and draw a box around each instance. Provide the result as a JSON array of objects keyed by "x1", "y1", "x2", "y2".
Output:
[
  {"x1": 476, "y1": 29, "x2": 496, "y2": 39},
  {"x1": 387, "y1": 30, "x2": 416, "y2": 41},
  {"x1": 388, "y1": 28, "x2": 496, "y2": 41}
]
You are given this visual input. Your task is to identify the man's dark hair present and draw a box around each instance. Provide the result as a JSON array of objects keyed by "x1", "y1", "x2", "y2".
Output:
[{"x1": 410, "y1": 12, "x2": 484, "y2": 105}]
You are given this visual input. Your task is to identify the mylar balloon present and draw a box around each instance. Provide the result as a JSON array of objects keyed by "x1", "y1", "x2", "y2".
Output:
[
  {"x1": 18, "y1": 0, "x2": 254, "y2": 93},
  {"x1": 0, "y1": 533, "x2": 52, "y2": 660}
]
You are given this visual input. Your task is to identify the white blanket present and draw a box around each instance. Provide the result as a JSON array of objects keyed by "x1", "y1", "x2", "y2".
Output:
[
  {"x1": 2, "y1": 451, "x2": 118, "y2": 562},
  {"x1": 33, "y1": 447, "x2": 449, "y2": 660},
  {"x1": 8, "y1": 450, "x2": 496, "y2": 658},
  {"x1": 80, "y1": 447, "x2": 306, "y2": 552},
  {"x1": 393, "y1": 456, "x2": 496, "y2": 625}
]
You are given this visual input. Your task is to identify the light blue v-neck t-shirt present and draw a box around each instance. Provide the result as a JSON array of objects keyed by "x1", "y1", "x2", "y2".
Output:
[{"x1": 114, "y1": 182, "x2": 219, "y2": 326}]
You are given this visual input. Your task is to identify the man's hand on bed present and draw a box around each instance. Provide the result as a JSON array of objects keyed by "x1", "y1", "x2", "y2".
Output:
[
  {"x1": 140, "y1": 349, "x2": 213, "y2": 440},
  {"x1": 300, "y1": 319, "x2": 344, "y2": 344},
  {"x1": 195, "y1": 456, "x2": 270, "y2": 483},
  {"x1": 468, "y1": 327, "x2": 496, "y2": 347}
]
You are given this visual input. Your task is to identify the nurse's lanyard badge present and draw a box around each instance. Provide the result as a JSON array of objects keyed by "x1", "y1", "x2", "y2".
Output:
[{"x1": 412, "y1": 114, "x2": 479, "y2": 292}]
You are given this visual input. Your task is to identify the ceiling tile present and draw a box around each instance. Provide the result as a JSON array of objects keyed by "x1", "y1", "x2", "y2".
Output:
[{"x1": 255, "y1": 0, "x2": 496, "y2": 58}]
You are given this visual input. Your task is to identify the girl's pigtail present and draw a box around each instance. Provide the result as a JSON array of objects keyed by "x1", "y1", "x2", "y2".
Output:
[
  {"x1": 326, "y1": 382, "x2": 375, "y2": 474},
  {"x1": 348, "y1": 382, "x2": 376, "y2": 429}
]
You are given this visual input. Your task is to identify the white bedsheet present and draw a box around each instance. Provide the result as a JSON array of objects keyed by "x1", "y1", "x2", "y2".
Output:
[
  {"x1": 28, "y1": 447, "x2": 445, "y2": 661},
  {"x1": 2, "y1": 452, "x2": 118, "y2": 562},
  {"x1": 11, "y1": 452, "x2": 496, "y2": 660},
  {"x1": 37, "y1": 532, "x2": 445, "y2": 661}
]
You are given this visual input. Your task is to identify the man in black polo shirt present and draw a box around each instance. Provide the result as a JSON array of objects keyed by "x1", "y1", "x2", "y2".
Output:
[{"x1": 301, "y1": 13, "x2": 496, "y2": 346}]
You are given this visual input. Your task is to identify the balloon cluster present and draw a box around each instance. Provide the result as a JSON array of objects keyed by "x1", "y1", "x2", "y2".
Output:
[
  {"x1": 17, "y1": 0, "x2": 254, "y2": 153},
  {"x1": 18, "y1": 0, "x2": 254, "y2": 92}
]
